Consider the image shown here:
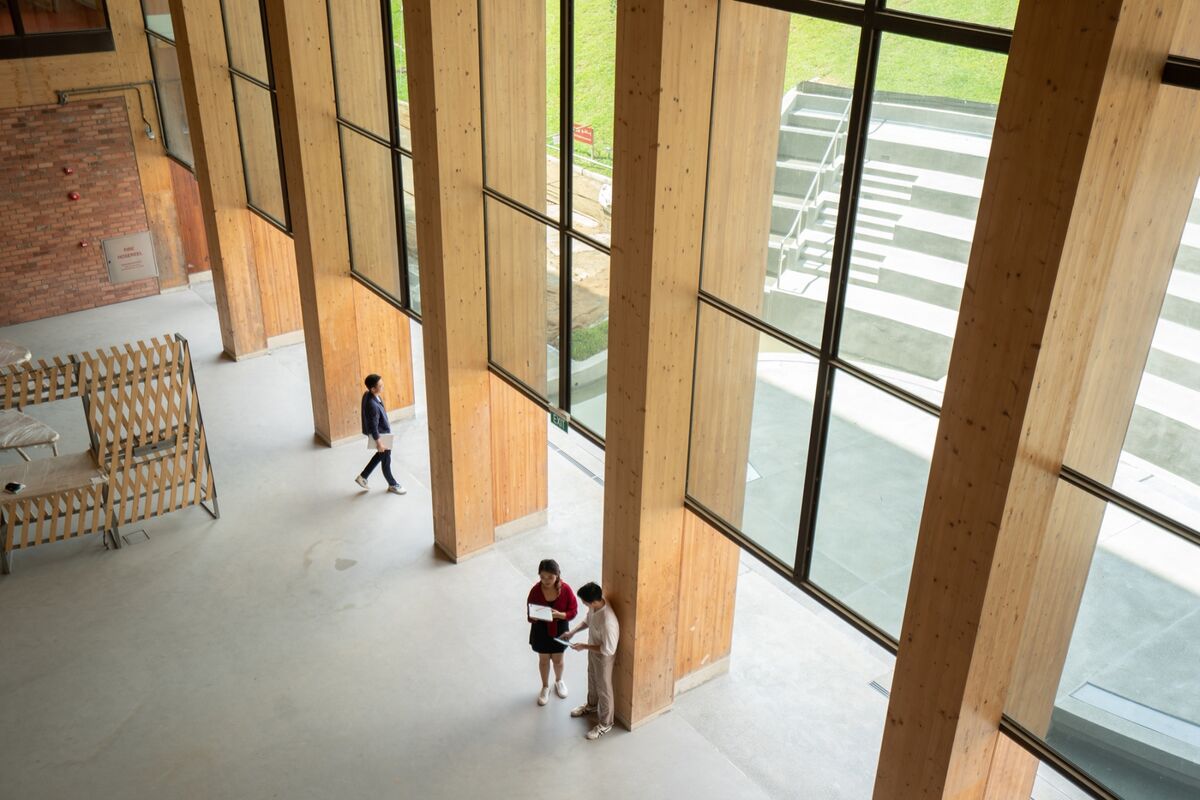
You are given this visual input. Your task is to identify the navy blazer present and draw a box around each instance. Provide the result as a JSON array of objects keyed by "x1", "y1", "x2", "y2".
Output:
[{"x1": 361, "y1": 391, "x2": 391, "y2": 439}]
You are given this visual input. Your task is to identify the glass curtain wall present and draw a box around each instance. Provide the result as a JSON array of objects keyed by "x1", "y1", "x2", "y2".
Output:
[
  {"x1": 687, "y1": 0, "x2": 1009, "y2": 637},
  {"x1": 327, "y1": 0, "x2": 421, "y2": 316},
  {"x1": 140, "y1": 1, "x2": 193, "y2": 167},
  {"x1": 480, "y1": 0, "x2": 615, "y2": 441},
  {"x1": 1003, "y1": 178, "x2": 1200, "y2": 800},
  {"x1": 219, "y1": 0, "x2": 290, "y2": 230}
]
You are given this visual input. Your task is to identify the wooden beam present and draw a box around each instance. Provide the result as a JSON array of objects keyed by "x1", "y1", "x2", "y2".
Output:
[
  {"x1": 874, "y1": 1, "x2": 1186, "y2": 797},
  {"x1": 168, "y1": 0, "x2": 269, "y2": 359},
  {"x1": 601, "y1": 0, "x2": 718, "y2": 728},
  {"x1": 263, "y1": 0, "x2": 414, "y2": 444},
  {"x1": 403, "y1": 0, "x2": 496, "y2": 559},
  {"x1": 987, "y1": 10, "x2": 1200, "y2": 798}
]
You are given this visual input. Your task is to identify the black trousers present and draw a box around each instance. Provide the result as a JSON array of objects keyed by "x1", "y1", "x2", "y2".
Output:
[{"x1": 361, "y1": 448, "x2": 398, "y2": 487}]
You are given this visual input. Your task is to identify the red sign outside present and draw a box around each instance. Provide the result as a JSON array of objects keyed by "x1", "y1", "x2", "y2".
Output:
[{"x1": 572, "y1": 124, "x2": 594, "y2": 146}]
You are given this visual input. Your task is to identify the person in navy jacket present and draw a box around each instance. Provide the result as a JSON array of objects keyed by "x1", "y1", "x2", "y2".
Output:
[{"x1": 355, "y1": 374, "x2": 406, "y2": 495}]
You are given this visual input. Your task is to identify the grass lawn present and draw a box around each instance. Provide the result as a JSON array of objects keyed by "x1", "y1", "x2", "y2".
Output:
[{"x1": 389, "y1": 0, "x2": 1011, "y2": 163}]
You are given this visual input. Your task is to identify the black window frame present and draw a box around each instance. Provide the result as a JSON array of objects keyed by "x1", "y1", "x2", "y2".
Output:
[
  {"x1": 138, "y1": 8, "x2": 195, "y2": 173},
  {"x1": 326, "y1": 0, "x2": 422, "y2": 322},
  {"x1": 0, "y1": 0, "x2": 115, "y2": 59}
]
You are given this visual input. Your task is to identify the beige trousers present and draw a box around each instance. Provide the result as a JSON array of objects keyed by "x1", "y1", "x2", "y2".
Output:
[{"x1": 586, "y1": 651, "x2": 614, "y2": 727}]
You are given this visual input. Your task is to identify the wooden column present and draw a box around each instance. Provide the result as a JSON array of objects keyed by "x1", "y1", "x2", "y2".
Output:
[
  {"x1": 262, "y1": 0, "x2": 414, "y2": 445},
  {"x1": 874, "y1": 1, "x2": 1187, "y2": 797},
  {"x1": 675, "y1": 1, "x2": 790, "y2": 688},
  {"x1": 601, "y1": 0, "x2": 718, "y2": 728},
  {"x1": 403, "y1": 0, "x2": 496, "y2": 559},
  {"x1": 985, "y1": 11, "x2": 1200, "y2": 798},
  {"x1": 169, "y1": 0, "x2": 269, "y2": 359}
]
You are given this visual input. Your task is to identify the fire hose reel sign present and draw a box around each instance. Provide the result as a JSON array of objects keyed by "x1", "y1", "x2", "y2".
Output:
[{"x1": 102, "y1": 231, "x2": 159, "y2": 285}]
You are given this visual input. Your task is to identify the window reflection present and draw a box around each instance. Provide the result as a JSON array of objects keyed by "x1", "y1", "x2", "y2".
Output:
[
  {"x1": 231, "y1": 77, "x2": 287, "y2": 225},
  {"x1": 342, "y1": 129, "x2": 401, "y2": 299},
  {"x1": 148, "y1": 37, "x2": 194, "y2": 167},
  {"x1": 569, "y1": 239, "x2": 609, "y2": 436},
  {"x1": 17, "y1": 0, "x2": 105, "y2": 33}
]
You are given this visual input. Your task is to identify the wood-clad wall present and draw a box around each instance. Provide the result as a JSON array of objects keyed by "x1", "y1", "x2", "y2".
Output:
[
  {"x1": 489, "y1": 374, "x2": 548, "y2": 527},
  {"x1": 355, "y1": 280, "x2": 415, "y2": 416},
  {"x1": 169, "y1": 161, "x2": 211, "y2": 274},
  {"x1": 675, "y1": 511, "x2": 740, "y2": 680},
  {"x1": 601, "y1": 0, "x2": 719, "y2": 728},
  {"x1": 248, "y1": 214, "x2": 303, "y2": 340},
  {"x1": 0, "y1": 0, "x2": 188, "y2": 291},
  {"x1": 874, "y1": 2, "x2": 1188, "y2": 797}
]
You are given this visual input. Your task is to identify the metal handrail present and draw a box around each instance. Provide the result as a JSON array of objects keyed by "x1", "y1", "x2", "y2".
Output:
[{"x1": 776, "y1": 92, "x2": 853, "y2": 276}]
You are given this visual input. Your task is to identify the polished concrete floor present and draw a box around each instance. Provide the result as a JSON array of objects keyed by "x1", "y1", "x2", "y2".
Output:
[{"x1": 1, "y1": 289, "x2": 1088, "y2": 799}]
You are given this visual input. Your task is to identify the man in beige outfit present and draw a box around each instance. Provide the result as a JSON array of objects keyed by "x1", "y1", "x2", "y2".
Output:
[{"x1": 566, "y1": 582, "x2": 619, "y2": 740}]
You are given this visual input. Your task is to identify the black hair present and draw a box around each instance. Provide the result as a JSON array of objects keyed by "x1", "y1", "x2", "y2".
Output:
[
  {"x1": 364, "y1": 374, "x2": 382, "y2": 390},
  {"x1": 538, "y1": 559, "x2": 561, "y2": 586},
  {"x1": 577, "y1": 582, "x2": 603, "y2": 603}
]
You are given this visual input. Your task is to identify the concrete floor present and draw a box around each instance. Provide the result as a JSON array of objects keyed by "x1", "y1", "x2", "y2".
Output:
[{"x1": 1, "y1": 289, "x2": 903, "y2": 800}]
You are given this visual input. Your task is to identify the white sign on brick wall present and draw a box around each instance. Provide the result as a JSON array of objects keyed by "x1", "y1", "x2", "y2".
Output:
[{"x1": 102, "y1": 231, "x2": 158, "y2": 285}]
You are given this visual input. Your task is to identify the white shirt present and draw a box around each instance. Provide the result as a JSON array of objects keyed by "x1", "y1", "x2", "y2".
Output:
[{"x1": 587, "y1": 603, "x2": 620, "y2": 657}]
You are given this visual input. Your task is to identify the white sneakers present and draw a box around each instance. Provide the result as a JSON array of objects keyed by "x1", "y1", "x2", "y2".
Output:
[
  {"x1": 354, "y1": 476, "x2": 368, "y2": 489},
  {"x1": 570, "y1": 704, "x2": 595, "y2": 718},
  {"x1": 537, "y1": 687, "x2": 550, "y2": 706},
  {"x1": 586, "y1": 724, "x2": 612, "y2": 740},
  {"x1": 554, "y1": 680, "x2": 568, "y2": 699},
  {"x1": 388, "y1": 484, "x2": 407, "y2": 495}
]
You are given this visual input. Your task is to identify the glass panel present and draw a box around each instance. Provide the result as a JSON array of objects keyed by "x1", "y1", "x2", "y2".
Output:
[
  {"x1": 400, "y1": 154, "x2": 420, "y2": 314},
  {"x1": 342, "y1": 128, "x2": 400, "y2": 300},
  {"x1": 1105, "y1": 179, "x2": 1200, "y2": 532},
  {"x1": 570, "y1": 0, "x2": 614, "y2": 238},
  {"x1": 1010, "y1": 490, "x2": 1200, "y2": 800},
  {"x1": 701, "y1": 10, "x2": 859, "y2": 349},
  {"x1": 390, "y1": 0, "x2": 411, "y2": 150},
  {"x1": 17, "y1": 0, "x2": 106, "y2": 33},
  {"x1": 687, "y1": 304, "x2": 819, "y2": 569},
  {"x1": 141, "y1": 0, "x2": 172, "y2": 40},
  {"x1": 809, "y1": 369, "x2": 937, "y2": 636},
  {"x1": 485, "y1": 197, "x2": 559, "y2": 405},
  {"x1": 479, "y1": 0, "x2": 557, "y2": 217},
  {"x1": 885, "y1": 0, "x2": 1020, "y2": 30},
  {"x1": 231, "y1": 76, "x2": 287, "y2": 225},
  {"x1": 220, "y1": 0, "x2": 269, "y2": 83},
  {"x1": 838, "y1": 35, "x2": 1004, "y2": 406},
  {"x1": 330, "y1": 0, "x2": 389, "y2": 139},
  {"x1": 148, "y1": 37, "x2": 193, "y2": 166},
  {"x1": 569, "y1": 238, "x2": 608, "y2": 435}
]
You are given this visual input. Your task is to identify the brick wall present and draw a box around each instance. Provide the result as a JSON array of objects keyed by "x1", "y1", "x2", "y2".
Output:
[{"x1": 0, "y1": 98, "x2": 157, "y2": 326}]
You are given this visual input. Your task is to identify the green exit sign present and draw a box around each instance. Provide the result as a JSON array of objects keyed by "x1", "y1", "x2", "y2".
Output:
[{"x1": 550, "y1": 408, "x2": 570, "y2": 433}]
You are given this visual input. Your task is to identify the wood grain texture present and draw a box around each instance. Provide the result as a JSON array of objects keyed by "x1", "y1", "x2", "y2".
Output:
[
  {"x1": 875, "y1": 1, "x2": 1185, "y2": 797},
  {"x1": 489, "y1": 374, "x2": 547, "y2": 527},
  {"x1": 992, "y1": 15, "x2": 1200, "y2": 798},
  {"x1": 601, "y1": 0, "x2": 719, "y2": 728},
  {"x1": 170, "y1": 0, "x2": 269, "y2": 358},
  {"x1": 327, "y1": 0, "x2": 390, "y2": 138},
  {"x1": 0, "y1": 0, "x2": 188, "y2": 291},
  {"x1": 404, "y1": 0, "x2": 496, "y2": 559},
  {"x1": 169, "y1": 161, "x2": 211, "y2": 274},
  {"x1": 354, "y1": 281, "x2": 415, "y2": 415},
  {"x1": 248, "y1": 213, "x2": 303, "y2": 339},
  {"x1": 675, "y1": 510, "x2": 740, "y2": 680}
]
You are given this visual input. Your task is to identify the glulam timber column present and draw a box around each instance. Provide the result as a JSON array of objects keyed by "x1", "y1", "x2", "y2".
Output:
[
  {"x1": 403, "y1": 0, "x2": 496, "y2": 559},
  {"x1": 986, "y1": 11, "x2": 1200, "y2": 799},
  {"x1": 873, "y1": 2, "x2": 1187, "y2": 798},
  {"x1": 675, "y1": 1, "x2": 790, "y2": 691},
  {"x1": 262, "y1": 0, "x2": 414, "y2": 445},
  {"x1": 601, "y1": 0, "x2": 718, "y2": 728},
  {"x1": 480, "y1": 0, "x2": 549, "y2": 533},
  {"x1": 169, "y1": 0, "x2": 269, "y2": 359}
]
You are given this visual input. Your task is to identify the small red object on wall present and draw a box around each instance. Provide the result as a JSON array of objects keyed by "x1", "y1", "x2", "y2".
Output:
[
  {"x1": 68, "y1": 191, "x2": 80, "y2": 201},
  {"x1": 63, "y1": 166, "x2": 75, "y2": 175},
  {"x1": 79, "y1": 241, "x2": 89, "y2": 248}
]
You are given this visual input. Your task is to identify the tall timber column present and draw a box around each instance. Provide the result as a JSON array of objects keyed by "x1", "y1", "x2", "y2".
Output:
[
  {"x1": 873, "y1": 1, "x2": 1188, "y2": 797},
  {"x1": 169, "y1": 0, "x2": 268, "y2": 359},
  {"x1": 402, "y1": 0, "x2": 496, "y2": 559},
  {"x1": 263, "y1": 0, "x2": 414, "y2": 444},
  {"x1": 601, "y1": 0, "x2": 719, "y2": 728}
]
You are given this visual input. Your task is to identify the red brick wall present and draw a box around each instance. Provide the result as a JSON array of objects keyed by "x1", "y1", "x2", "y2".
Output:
[{"x1": 0, "y1": 98, "x2": 158, "y2": 326}]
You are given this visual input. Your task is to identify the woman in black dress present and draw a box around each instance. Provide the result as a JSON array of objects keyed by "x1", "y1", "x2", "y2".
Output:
[{"x1": 526, "y1": 558, "x2": 579, "y2": 706}]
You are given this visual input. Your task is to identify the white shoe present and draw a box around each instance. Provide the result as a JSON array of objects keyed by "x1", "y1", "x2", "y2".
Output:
[
  {"x1": 586, "y1": 724, "x2": 612, "y2": 740},
  {"x1": 354, "y1": 476, "x2": 368, "y2": 489},
  {"x1": 570, "y1": 704, "x2": 595, "y2": 718},
  {"x1": 388, "y1": 484, "x2": 407, "y2": 495},
  {"x1": 537, "y1": 687, "x2": 550, "y2": 706},
  {"x1": 554, "y1": 680, "x2": 568, "y2": 699}
]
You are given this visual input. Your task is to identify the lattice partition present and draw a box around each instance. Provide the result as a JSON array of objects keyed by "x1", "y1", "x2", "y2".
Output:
[{"x1": 0, "y1": 355, "x2": 78, "y2": 409}]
